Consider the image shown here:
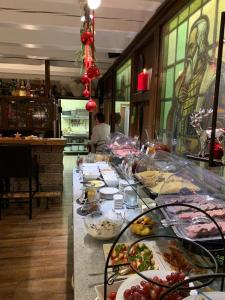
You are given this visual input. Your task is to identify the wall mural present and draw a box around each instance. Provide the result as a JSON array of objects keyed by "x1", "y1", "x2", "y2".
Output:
[{"x1": 160, "y1": 0, "x2": 225, "y2": 153}]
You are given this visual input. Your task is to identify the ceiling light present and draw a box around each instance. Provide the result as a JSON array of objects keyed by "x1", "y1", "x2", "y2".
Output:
[
  {"x1": 81, "y1": 15, "x2": 85, "y2": 22},
  {"x1": 20, "y1": 24, "x2": 40, "y2": 30},
  {"x1": 87, "y1": 0, "x2": 101, "y2": 10},
  {"x1": 23, "y1": 44, "x2": 38, "y2": 48},
  {"x1": 27, "y1": 55, "x2": 49, "y2": 60}
]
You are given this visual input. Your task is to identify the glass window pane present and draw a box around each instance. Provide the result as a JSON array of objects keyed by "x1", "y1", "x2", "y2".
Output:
[
  {"x1": 161, "y1": 71, "x2": 166, "y2": 98},
  {"x1": 160, "y1": 102, "x2": 165, "y2": 130},
  {"x1": 188, "y1": 8, "x2": 201, "y2": 35},
  {"x1": 202, "y1": 0, "x2": 216, "y2": 45},
  {"x1": 165, "y1": 67, "x2": 174, "y2": 98},
  {"x1": 175, "y1": 62, "x2": 184, "y2": 81},
  {"x1": 179, "y1": 7, "x2": 189, "y2": 24},
  {"x1": 176, "y1": 21, "x2": 188, "y2": 61},
  {"x1": 163, "y1": 35, "x2": 169, "y2": 67},
  {"x1": 169, "y1": 17, "x2": 178, "y2": 32},
  {"x1": 116, "y1": 59, "x2": 131, "y2": 101},
  {"x1": 163, "y1": 101, "x2": 172, "y2": 130},
  {"x1": 190, "y1": 0, "x2": 202, "y2": 15},
  {"x1": 167, "y1": 30, "x2": 177, "y2": 65}
]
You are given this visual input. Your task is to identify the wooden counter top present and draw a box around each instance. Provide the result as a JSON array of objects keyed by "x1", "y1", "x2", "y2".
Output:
[{"x1": 0, "y1": 137, "x2": 67, "y2": 146}]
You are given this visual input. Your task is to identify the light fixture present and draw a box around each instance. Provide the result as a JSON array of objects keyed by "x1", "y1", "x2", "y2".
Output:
[
  {"x1": 23, "y1": 44, "x2": 38, "y2": 48},
  {"x1": 20, "y1": 24, "x2": 40, "y2": 30},
  {"x1": 87, "y1": 0, "x2": 101, "y2": 10},
  {"x1": 27, "y1": 55, "x2": 50, "y2": 60}
]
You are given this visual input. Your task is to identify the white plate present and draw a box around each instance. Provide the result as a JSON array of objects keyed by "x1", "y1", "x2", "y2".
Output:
[
  {"x1": 184, "y1": 292, "x2": 225, "y2": 300},
  {"x1": 100, "y1": 187, "x2": 119, "y2": 199},
  {"x1": 116, "y1": 270, "x2": 197, "y2": 300}
]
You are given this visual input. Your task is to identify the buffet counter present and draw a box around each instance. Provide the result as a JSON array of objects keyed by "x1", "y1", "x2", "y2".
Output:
[
  {"x1": 72, "y1": 150, "x2": 225, "y2": 300},
  {"x1": 0, "y1": 137, "x2": 66, "y2": 192}
]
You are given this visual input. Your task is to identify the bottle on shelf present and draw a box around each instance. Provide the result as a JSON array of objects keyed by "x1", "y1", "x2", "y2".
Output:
[
  {"x1": 19, "y1": 80, "x2": 26, "y2": 96},
  {"x1": 26, "y1": 80, "x2": 31, "y2": 97},
  {"x1": 15, "y1": 79, "x2": 20, "y2": 96}
]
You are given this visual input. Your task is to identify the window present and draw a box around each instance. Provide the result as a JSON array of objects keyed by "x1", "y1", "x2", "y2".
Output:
[
  {"x1": 115, "y1": 60, "x2": 131, "y2": 136},
  {"x1": 159, "y1": 0, "x2": 225, "y2": 153}
]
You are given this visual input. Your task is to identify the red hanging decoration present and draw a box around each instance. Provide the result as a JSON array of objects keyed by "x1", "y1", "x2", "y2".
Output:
[
  {"x1": 81, "y1": 31, "x2": 94, "y2": 45},
  {"x1": 87, "y1": 64, "x2": 100, "y2": 80},
  {"x1": 86, "y1": 98, "x2": 97, "y2": 112},
  {"x1": 79, "y1": 8, "x2": 100, "y2": 110},
  {"x1": 83, "y1": 85, "x2": 90, "y2": 98},
  {"x1": 80, "y1": 73, "x2": 90, "y2": 85},
  {"x1": 84, "y1": 55, "x2": 93, "y2": 69}
]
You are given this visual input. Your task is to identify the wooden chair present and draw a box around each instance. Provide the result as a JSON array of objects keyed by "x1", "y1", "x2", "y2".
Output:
[{"x1": 0, "y1": 144, "x2": 39, "y2": 219}]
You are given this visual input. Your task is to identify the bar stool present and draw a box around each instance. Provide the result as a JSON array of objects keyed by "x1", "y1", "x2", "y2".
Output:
[{"x1": 0, "y1": 144, "x2": 39, "y2": 219}]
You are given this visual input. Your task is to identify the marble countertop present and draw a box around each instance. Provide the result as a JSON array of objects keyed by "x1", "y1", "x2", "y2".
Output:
[{"x1": 72, "y1": 169, "x2": 133, "y2": 300}]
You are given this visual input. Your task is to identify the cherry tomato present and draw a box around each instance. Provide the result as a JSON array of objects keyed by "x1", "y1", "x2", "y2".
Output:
[{"x1": 108, "y1": 291, "x2": 117, "y2": 300}]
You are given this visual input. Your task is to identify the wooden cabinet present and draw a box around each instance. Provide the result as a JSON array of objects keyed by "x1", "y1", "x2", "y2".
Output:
[{"x1": 0, "y1": 97, "x2": 53, "y2": 133}]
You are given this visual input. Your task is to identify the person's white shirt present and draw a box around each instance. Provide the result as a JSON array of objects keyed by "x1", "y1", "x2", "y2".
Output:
[{"x1": 91, "y1": 123, "x2": 110, "y2": 152}]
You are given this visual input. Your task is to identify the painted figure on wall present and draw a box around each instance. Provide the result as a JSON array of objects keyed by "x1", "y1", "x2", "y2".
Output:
[{"x1": 167, "y1": 15, "x2": 225, "y2": 152}]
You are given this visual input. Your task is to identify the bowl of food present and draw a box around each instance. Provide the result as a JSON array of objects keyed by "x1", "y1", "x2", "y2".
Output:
[
  {"x1": 84, "y1": 211, "x2": 124, "y2": 240},
  {"x1": 130, "y1": 216, "x2": 155, "y2": 236}
]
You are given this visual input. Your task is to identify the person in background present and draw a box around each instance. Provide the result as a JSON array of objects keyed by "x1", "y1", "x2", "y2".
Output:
[{"x1": 91, "y1": 112, "x2": 110, "y2": 153}]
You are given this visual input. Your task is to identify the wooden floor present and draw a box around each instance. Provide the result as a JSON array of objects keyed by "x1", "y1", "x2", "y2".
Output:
[{"x1": 0, "y1": 155, "x2": 75, "y2": 300}]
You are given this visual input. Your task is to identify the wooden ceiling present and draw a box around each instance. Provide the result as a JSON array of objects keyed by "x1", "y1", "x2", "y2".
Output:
[{"x1": 0, "y1": 0, "x2": 164, "y2": 80}]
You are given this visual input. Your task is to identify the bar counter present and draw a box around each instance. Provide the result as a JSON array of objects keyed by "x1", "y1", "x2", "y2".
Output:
[
  {"x1": 0, "y1": 137, "x2": 66, "y2": 146},
  {"x1": 0, "y1": 137, "x2": 66, "y2": 192}
]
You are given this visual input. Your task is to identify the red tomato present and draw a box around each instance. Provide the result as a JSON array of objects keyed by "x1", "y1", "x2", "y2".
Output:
[{"x1": 108, "y1": 291, "x2": 117, "y2": 300}]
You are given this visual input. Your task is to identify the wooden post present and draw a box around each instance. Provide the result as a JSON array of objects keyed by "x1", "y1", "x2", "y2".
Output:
[
  {"x1": 209, "y1": 12, "x2": 225, "y2": 167},
  {"x1": 45, "y1": 60, "x2": 50, "y2": 99}
]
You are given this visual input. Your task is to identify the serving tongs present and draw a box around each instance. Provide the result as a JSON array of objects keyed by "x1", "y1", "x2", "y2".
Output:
[{"x1": 88, "y1": 266, "x2": 130, "y2": 277}]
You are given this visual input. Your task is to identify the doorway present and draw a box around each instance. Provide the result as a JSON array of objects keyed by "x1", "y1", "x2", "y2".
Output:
[{"x1": 60, "y1": 99, "x2": 90, "y2": 155}]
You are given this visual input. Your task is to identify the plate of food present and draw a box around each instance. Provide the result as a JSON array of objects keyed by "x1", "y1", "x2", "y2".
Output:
[
  {"x1": 88, "y1": 180, "x2": 105, "y2": 188},
  {"x1": 135, "y1": 170, "x2": 199, "y2": 194},
  {"x1": 155, "y1": 241, "x2": 213, "y2": 275},
  {"x1": 116, "y1": 270, "x2": 196, "y2": 300},
  {"x1": 103, "y1": 241, "x2": 166, "y2": 276}
]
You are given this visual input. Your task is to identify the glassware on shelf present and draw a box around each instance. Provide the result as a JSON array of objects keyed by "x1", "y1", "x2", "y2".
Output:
[{"x1": 26, "y1": 80, "x2": 31, "y2": 96}]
